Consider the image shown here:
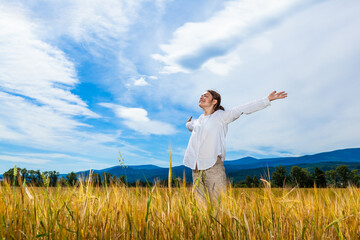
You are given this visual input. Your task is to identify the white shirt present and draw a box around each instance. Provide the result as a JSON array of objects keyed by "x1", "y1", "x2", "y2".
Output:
[{"x1": 183, "y1": 97, "x2": 271, "y2": 170}]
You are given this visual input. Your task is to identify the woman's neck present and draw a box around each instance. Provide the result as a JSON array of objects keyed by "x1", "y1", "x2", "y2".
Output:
[{"x1": 203, "y1": 107, "x2": 215, "y2": 116}]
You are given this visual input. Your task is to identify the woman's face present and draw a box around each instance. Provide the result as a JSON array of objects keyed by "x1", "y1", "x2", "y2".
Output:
[{"x1": 199, "y1": 91, "x2": 217, "y2": 109}]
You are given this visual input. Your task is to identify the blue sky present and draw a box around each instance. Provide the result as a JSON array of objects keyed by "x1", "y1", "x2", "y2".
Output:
[{"x1": 0, "y1": 0, "x2": 359, "y2": 174}]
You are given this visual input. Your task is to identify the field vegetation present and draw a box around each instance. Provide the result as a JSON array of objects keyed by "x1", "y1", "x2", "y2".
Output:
[{"x1": 1, "y1": 170, "x2": 360, "y2": 239}]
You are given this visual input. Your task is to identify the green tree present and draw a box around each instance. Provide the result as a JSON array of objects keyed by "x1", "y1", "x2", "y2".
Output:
[
  {"x1": 20, "y1": 168, "x2": 28, "y2": 183},
  {"x1": 271, "y1": 166, "x2": 287, "y2": 187},
  {"x1": 118, "y1": 175, "x2": 126, "y2": 185},
  {"x1": 27, "y1": 170, "x2": 39, "y2": 185},
  {"x1": 45, "y1": 171, "x2": 59, "y2": 187},
  {"x1": 349, "y1": 169, "x2": 360, "y2": 187},
  {"x1": 58, "y1": 177, "x2": 68, "y2": 186},
  {"x1": 313, "y1": 167, "x2": 327, "y2": 188},
  {"x1": 102, "y1": 172, "x2": 112, "y2": 186},
  {"x1": 35, "y1": 170, "x2": 42, "y2": 186},
  {"x1": 253, "y1": 175, "x2": 260, "y2": 188},
  {"x1": 92, "y1": 173, "x2": 102, "y2": 186},
  {"x1": 290, "y1": 166, "x2": 312, "y2": 188},
  {"x1": 66, "y1": 172, "x2": 77, "y2": 186},
  {"x1": 3, "y1": 168, "x2": 16, "y2": 185},
  {"x1": 245, "y1": 175, "x2": 253, "y2": 188},
  {"x1": 336, "y1": 165, "x2": 349, "y2": 188},
  {"x1": 325, "y1": 170, "x2": 337, "y2": 187}
]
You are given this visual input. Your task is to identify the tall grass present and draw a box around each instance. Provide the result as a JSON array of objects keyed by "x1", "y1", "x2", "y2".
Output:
[{"x1": 1, "y1": 177, "x2": 360, "y2": 239}]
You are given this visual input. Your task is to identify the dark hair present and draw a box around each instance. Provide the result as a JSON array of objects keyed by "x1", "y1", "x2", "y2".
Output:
[{"x1": 207, "y1": 90, "x2": 225, "y2": 111}]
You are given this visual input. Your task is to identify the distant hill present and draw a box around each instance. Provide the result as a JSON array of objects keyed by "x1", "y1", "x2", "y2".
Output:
[
  {"x1": 223, "y1": 148, "x2": 360, "y2": 171},
  {"x1": 227, "y1": 161, "x2": 360, "y2": 182},
  {"x1": 75, "y1": 148, "x2": 360, "y2": 183},
  {"x1": 77, "y1": 165, "x2": 193, "y2": 183},
  {"x1": 127, "y1": 165, "x2": 163, "y2": 170}
]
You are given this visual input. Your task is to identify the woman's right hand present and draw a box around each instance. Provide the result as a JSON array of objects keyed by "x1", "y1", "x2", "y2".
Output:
[{"x1": 187, "y1": 116, "x2": 192, "y2": 123}]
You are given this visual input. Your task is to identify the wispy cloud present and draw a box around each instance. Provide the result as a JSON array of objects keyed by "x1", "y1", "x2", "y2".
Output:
[
  {"x1": 100, "y1": 103, "x2": 177, "y2": 135},
  {"x1": 0, "y1": 152, "x2": 115, "y2": 173},
  {"x1": 4, "y1": 0, "x2": 155, "y2": 93},
  {"x1": 0, "y1": 155, "x2": 51, "y2": 165},
  {"x1": 134, "y1": 77, "x2": 150, "y2": 86},
  {"x1": 153, "y1": 0, "x2": 319, "y2": 74},
  {"x1": 0, "y1": 3, "x2": 96, "y2": 117},
  {"x1": 125, "y1": 76, "x2": 151, "y2": 87},
  {"x1": 18, "y1": 0, "x2": 142, "y2": 54},
  {"x1": 0, "y1": 3, "x2": 121, "y2": 153}
]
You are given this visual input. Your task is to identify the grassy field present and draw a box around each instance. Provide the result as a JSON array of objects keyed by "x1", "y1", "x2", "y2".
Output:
[{"x1": 1, "y1": 177, "x2": 360, "y2": 240}]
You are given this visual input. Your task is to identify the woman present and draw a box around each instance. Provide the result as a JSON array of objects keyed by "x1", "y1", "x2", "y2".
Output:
[{"x1": 184, "y1": 90, "x2": 287, "y2": 203}]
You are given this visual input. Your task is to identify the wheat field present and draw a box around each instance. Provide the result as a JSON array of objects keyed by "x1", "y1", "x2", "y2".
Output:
[{"x1": 1, "y1": 177, "x2": 360, "y2": 240}]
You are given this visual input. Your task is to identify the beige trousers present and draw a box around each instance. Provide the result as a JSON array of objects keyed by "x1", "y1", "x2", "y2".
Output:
[{"x1": 192, "y1": 156, "x2": 227, "y2": 203}]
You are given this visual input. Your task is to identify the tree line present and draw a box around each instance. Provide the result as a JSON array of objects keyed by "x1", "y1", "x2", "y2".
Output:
[
  {"x1": 3, "y1": 164, "x2": 360, "y2": 188},
  {"x1": 1, "y1": 168, "x2": 127, "y2": 187},
  {"x1": 233, "y1": 165, "x2": 360, "y2": 188},
  {"x1": 1, "y1": 167, "x2": 188, "y2": 187}
]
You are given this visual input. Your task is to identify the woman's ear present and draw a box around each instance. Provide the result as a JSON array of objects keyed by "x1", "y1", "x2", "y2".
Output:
[{"x1": 212, "y1": 99, "x2": 218, "y2": 107}]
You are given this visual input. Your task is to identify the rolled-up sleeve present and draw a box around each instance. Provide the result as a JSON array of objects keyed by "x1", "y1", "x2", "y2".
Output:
[
  {"x1": 221, "y1": 97, "x2": 271, "y2": 124},
  {"x1": 186, "y1": 120, "x2": 194, "y2": 132}
]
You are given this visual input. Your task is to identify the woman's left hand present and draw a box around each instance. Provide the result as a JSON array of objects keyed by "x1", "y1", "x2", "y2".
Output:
[{"x1": 268, "y1": 91, "x2": 287, "y2": 101}]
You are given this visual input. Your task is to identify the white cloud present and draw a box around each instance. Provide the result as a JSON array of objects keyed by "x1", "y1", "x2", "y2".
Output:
[
  {"x1": 134, "y1": 77, "x2": 150, "y2": 86},
  {"x1": 0, "y1": 92, "x2": 122, "y2": 153},
  {"x1": 201, "y1": 48, "x2": 243, "y2": 76},
  {"x1": 153, "y1": 0, "x2": 315, "y2": 74},
  {"x1": 115, "y1": 104, "x2": 149, "y2": 122},
  {"x1": 0, "y1": 3, "x2": 97, "y2": 117},
  {"x1": 2, "y1": 0, "x2": 148, "y2": 91},
  {"x1": 0, "y1": 3, "x2": 125, "y2": 157},
  {"x1": 123, "y1": 120, "x2": 176, "y2": 135},
  {"x1": 3, "y1": 152, "x2": 101, "y2": 163},
  {"x1": 125, "y1": 76, "x2": 155, "y2": 87},
  {"x1": 0, "y1": 152, "x2": 117, "y2": 173},
  {"x1": 18, "y1": 0, "x2": 143, "y2": 53},
  {"x1": 0, "y1": 155, "x2": 51, "y2": 165},
  {"x1": 100, "y1": 103, "x2": 177, "y2": 135}
]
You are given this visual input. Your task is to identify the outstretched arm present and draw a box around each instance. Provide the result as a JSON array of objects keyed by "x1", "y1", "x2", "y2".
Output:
[{"x1": 221, "y1": 90, "x2": 287, "y2": 124}]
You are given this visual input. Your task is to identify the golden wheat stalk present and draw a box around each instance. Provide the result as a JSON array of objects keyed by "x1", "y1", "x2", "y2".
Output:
[{"x1": 168, "y1": 145, "x2": 172, "y2": 197}]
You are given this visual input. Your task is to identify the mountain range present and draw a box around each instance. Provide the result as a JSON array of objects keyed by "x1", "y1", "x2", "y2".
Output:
[
  {"x1": 75, "y1": 147, "x2": 360, "y2": 183},
  {"x1": 1, "y1": 148, "x2": 359, "y2": 182}
]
